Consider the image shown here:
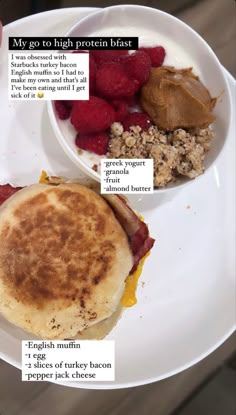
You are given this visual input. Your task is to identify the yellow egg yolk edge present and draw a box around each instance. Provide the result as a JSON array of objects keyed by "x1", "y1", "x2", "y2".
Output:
[
  {"x1": 39, "y1": 170, "x2": 49, "y2": 184},
  {"x1": 121, "y1": 251, "x2": 150, "y2": 308}
]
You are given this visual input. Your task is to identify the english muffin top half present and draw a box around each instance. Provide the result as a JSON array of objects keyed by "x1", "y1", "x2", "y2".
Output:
[{"x1": 0, "y1": 183, "x2": 133, "y2": 339}]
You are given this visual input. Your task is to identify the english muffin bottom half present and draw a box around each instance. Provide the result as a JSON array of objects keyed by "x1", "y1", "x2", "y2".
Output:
[{"x1": 0, "y1": 183, "x2": 133, "y2": 339}]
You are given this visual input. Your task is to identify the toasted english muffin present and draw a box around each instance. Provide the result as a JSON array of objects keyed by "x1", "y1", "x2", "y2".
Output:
[{"x1": 0, "y1": 183, "x2": 133, "y2": 339}]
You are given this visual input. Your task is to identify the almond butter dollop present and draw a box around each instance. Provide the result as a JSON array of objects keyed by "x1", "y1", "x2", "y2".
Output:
[{"x1": 140, "y1": 66, "x2": 216, "y2": 131}]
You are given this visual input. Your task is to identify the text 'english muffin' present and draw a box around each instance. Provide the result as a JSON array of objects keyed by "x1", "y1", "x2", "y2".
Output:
[{"x1": 0, "y1": 183, "x2": 133, "y2": 339}]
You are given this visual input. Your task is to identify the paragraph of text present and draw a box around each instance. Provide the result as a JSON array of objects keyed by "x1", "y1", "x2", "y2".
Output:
[{"x1": 9, "y1": 52, "x2": 89, "y2": 100}]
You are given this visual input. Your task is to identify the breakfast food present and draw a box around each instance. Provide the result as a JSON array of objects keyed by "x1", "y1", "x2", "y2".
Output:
[
  {"x1": 54, "y1": 45, "x2": 217, "y2": 187},
  {"x1": 0, "y1": 184, "x2": 22, "y2": 204},
  {"x1": 108, "y1": 124, "x2": 214, "y2": 187},
  {"x1": 0, "y1": 180, "x2": 154, "y2": 339},
  {"x1": 140, "y1": 66, "x2": 216, "y2": 131},
  {"x1": 95, "y1": 62, "x2": 140, "y2": 98},
  {"x1": 90, "y1": 49, "x2": 129, "y2": 65},
  {"x1": 122, "y1": 112, "x2": 152, "y2": 131},
  {"x1": 121, "y1": 51, "x2": 152, "y2": 86},
  {"x1": 111, "y1": 99, "x2": 128, "y2": 122},
  {"x1": 54, "y1": 46, "x2": 166, "y2": 152},
  {"x1": 139, "y1": 46, "x2": 166, "y2": 67},
  {"x1": 71, "y1": 96, "x2": 115, "y2": 134},
  {"x1": 75, "y1": 131, "x2": 109, "y2": 155},
  {"x1": 54, "y1": 100, "x2": 72, "y2": 120}
]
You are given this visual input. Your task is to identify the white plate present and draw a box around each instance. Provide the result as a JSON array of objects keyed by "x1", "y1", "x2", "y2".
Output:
[{"x1": 0, "y1": 8, "x2": 235, "y2": 390}]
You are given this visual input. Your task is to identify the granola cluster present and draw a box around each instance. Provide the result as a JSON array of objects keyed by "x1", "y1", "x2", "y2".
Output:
[{"x1": 107, "y1": 122, "x2": 214, "y2": 187}]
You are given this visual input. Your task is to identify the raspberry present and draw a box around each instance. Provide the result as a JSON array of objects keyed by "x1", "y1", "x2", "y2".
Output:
[
  {"x1": 0, "y1": 184, "x2": 22, "y2": 206},
  {"x1": 70, "y1": 96, "x2": 115, "y2": 134},
  {"x1": 121, "y1": 51, "x2": 151, "y2": 85},
  {"x1": 64, "y1": 100, "x2": 74, "y2": 108},
  {"x1": 91, "y1": 50, "x2": 128, "y2": 65},
  {"x1": 139, "y1": 46, "x2": 166, "y2": 67},
  {"x1": 111, "y1": 100, "x2": 128, "y2": 122},
  {"x1": 89, "y1": 54, "x2": 97, "y2": 94},
  {"x1": 125, "y1": 94, "x2": 140, "y2": 108},
  {"x1": 96, "y1": 62, "x2": 139, "y2": 99},
  {"x1": 73, "y1": 52, "x2": 96, "y2": 94},
  {"x1": 75, "y1": 132, "x2": 109, "y2": 155},
  {"x1": 54, "y1": 101, "x2": 71, "y2": 120},
  {"x1": 122, "y1": 112, "x2": 152, "y2": 131}
]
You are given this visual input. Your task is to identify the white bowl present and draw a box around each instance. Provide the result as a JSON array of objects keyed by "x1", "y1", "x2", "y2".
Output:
[{"x1": 47, "y1": 5, "x2": 232, "y2": 192}]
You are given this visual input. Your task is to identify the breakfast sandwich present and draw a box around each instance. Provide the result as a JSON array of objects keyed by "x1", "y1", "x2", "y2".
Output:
[{"x1": 0, "y1": 179, "x2": 154, "y2": 340}]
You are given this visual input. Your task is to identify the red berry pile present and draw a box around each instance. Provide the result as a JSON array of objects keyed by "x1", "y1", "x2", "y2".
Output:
[{"x1": 55, "y1": 46, "x2": 166, "y2": 155}]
